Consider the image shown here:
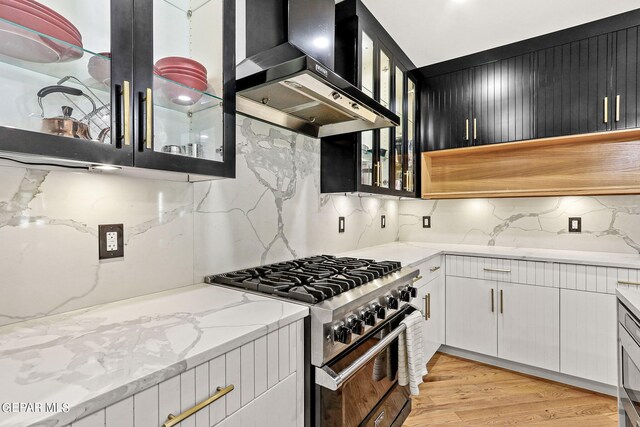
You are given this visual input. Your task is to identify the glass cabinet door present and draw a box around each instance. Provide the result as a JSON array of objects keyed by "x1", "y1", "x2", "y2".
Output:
[
  {"x1": 361, "y1": 31, "x2": 374, "y2": 98},
  {"x1": 361, "y1": 130, "x2": 374, "y2": 186},
  {"x1": 133, "y1": 0, "x2": 234, "y2": 177},
  {"x1": 0, "y1": 0, "x2": 133, "y2": 165},
  {"x1": 394, "y1": 66, "x2": 405, "y2": 191},
  {"x1": 406, "y1": 78, "x2": 416, "y2": 192},
  {"x1": 379, "y1": 50, "x2": 391, "y2": 108}
]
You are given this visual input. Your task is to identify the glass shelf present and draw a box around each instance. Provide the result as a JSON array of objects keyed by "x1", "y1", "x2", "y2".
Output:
[
  {"x1": 153, "y1": 74, "x2": 222, "y2": 115},
  {"x1": 0, "y1": 17, "x2": 111, "y2": 94}
]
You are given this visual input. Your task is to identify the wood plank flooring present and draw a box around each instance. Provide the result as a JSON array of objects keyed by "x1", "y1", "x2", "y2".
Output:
[{"x1": 404, "y1": 353, "x2": 618, "y2": 426}]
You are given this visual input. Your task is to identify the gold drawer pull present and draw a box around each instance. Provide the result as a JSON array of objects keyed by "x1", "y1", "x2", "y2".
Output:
[
  {"x1": 412, "y1": 275, "x2": 423, "y2": 283},
  {"x1": 619, "y1": 281, "x2": 640, "y2": 286},
  {"x1": 483, "y1": 268, "x2": 511, "y2": 273},
  {"x1": 163, "y1": 384, "x2": 234, "y2": 427},
  {"x1": 430, "y1": 266, "x2": 441, "y2": 272}
]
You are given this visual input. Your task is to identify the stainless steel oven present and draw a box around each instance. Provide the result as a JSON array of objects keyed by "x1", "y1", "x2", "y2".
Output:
[
  {"x1": 314, "y1": 305, "x2": 415, "y2": 427},
  {"x1": 618, "y1": 301, "x2": 640, "y2": 426}
]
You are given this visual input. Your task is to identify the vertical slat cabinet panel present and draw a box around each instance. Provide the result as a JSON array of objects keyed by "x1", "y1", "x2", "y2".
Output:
[
  {"x1": 267, "y1": 330, "x2": 279, "y2": 388},
  {"x1": 455, "y1": 68, "x2": 473, "y2": 148},
  {"x1": 209, "y1": 354, "x2": 226, "y2": 426},
  {"x1": 254, "y1": 336, "x2": 268, "y2": 397},
  {"x1": 278, "y1": 326, "x2": 291, "y2": 381},
  {"x1": 497, "y1": 282, "x2": 560, "y2": 371},
  {"x1": 194, "y1": 363, "x2": 210, "y2": 427},
  {"x1": 445, "y1": 276, "x2": 498, "y2": 356},
  {"x1": 578, "y1": 39, "x2": 590, "y2": 134},
  {"x1": 552, "y1": 44, "x2": 564, "y2": 136},
  {"x1": 560, "y1": 289, "x2": 618, "y2": 385},
  {"x1": 158, "y1": 375, "x2": 181, "y2": 427},
  {"x1": 296, "y1": 320, "x2": 305, "y2": 427},
  {"x1": 225, "y1": 348, "x2": 242, "y2": 416},
  {"x1": 240, "y1": 342, "x2": 255, "y2": 406},
  {"x1": 106, "y1": 397, "x2": 133, "y2": 427},
  {"x1": 134, "y1": 385, "x2": 159, "y2": 427},
  {"x1": 613, "y1": 26, "x2": 640, "y2": 130},
  {"x1": 180, "y1": 369, "x2": 196, "y2": 427},
  {"x1": 289, "y1": 323, "x2": 297, "y2": 375},
  {"x1": 72, "y1": 410, "x2": 105, "y2": 427}
]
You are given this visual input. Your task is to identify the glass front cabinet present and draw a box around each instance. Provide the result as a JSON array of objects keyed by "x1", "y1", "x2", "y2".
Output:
[
  {"x1": 321, "y1": 0, "x2": 417, "y2": 197},
  {"x1": 0, "y1": 0, "x2": 235, "y2": 179}
]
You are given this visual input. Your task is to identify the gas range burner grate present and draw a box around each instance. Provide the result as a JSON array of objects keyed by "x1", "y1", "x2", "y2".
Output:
[{"x1": 205, "y1": 255, "x2": 402, "y2": 304}]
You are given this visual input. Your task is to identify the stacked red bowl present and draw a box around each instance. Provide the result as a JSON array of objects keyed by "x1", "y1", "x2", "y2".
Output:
[
  {"x1": 0, "y1": 0, "x2": 83, "y2": 63},
  {"x1": 155, "y1": 57, "x2": 208, "y2": 105}
]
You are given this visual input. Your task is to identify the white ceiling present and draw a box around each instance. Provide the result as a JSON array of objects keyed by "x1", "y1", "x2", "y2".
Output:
[{"x1": 360, "y1": 0, "x2": 640, "y2": 68}]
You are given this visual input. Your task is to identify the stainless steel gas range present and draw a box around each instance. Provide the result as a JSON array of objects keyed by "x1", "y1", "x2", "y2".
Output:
[{"x1": 205, "y1": 255, "x2": 421, "y2": 427}]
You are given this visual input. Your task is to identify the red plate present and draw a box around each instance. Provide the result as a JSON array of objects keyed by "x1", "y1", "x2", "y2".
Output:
[
  {"x1": 157, "y1": 65, "x2": 207, "y2": 80},
  {"x1": 160, "y1": 72, "x2": 208, "y2": 91},
  {"x1": 88, "y1": 52, "x2": 111, "y2": 85},
  {"x1": 0, "y1": 3, "x2": 82, "y2": 47},
  {"x1": 157, "y1": 67, "x2": 207, "y2": 82},
  {"x1": 0, "y1": 18, "x2": 81, "y2": 62},
  {"x1": 155, "y1": 56, "x2": 207, "y2": 75},
  {"x1": 2, "y1": 0, "x2": 82, "y2": 40}
]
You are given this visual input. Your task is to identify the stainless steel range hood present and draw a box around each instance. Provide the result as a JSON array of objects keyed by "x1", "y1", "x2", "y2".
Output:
[{"x1": 236, "y1": 0, "x2": 399, "y2": 138}]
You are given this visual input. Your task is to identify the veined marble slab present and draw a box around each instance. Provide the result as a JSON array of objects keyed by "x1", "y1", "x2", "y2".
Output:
[
  {"x1": 0, "y1": 284, "x2": 308, "y2": 427},
  {"x1": 339, "y1": 241, "x2": 640, "y2": 269}
]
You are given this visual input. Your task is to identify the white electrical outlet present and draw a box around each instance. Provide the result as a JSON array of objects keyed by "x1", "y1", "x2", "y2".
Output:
[{"x1": 106, "y1": 231, "x2": 118, "y2": 251}]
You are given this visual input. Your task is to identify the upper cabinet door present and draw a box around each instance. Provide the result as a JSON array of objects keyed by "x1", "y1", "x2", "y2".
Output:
[
  {"x1": 406, "y1": 77, "x2": 416, "y2": 192},
  {"x1": 0, "y1": 0, "x2": 134, "y2": 166},
  {"x1": 132, "y1": 0, "x2": 235, "y2": 178},
  {"x1": 612, "y1": 26, "x2": 640, "y2": 130},
  {"x1": 535, "y1": 35, "x2": 610, "y2": 139},
  {"x1": 360, "y1": 30, "x2": 375, "y2": 99},
  {"x1": 393, "y1": 65, "x2": 404, "y2": 191}
]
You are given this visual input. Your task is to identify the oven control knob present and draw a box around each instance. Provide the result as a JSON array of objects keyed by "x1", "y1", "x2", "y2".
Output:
[
  {"x1": 399, "y1": 289, "x2": 411, "y2": 302},
  {"x1": 386, "y1": 295, "x2": 398, "y2": 310},
  {"x1": 333, "y1": 323, "x2": 352, "y2": 344},
  {"x1": 407, "y1": 285, "x2": 418, "y2": 298},
  {"x1": 371, "y1": 303, "x2": 386, "y2": 320},
  {"x1": 361, "y1": 309, "x2": 376, "y2": 326},
  {"x1": 346, "y1": 315, "x2": 365, "y2": 335}
]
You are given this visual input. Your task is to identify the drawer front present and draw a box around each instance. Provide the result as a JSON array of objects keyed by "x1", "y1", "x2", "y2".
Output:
[
  {"x1": 558, "y1": 264, "x2": 640, "y2": 294},
  {"x1": 413, "y1": 256, "x2": 443, "y2": 288},
  {"x1": 70, "y1": 319, "x2": 305, "y2": 427},
  {"x1": 446, "y1": 255, "x2": 557, "y2": 287}
]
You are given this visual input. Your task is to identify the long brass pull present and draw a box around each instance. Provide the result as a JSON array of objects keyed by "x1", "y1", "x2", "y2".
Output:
[
  {"x1": 427, "y1": 293, "x2": 431, "y2": 319},
  {"x1": 378, "y1": 161, "x2": 382, "y2": 186},
  {"x1": 163, "y1": 385, "x2": 234, "y2": 427},
  {"x1": 412, "y1": 275, "x2": 423, "y2": 283},
  {"x1": 500, "y1": 290, "x2": 504, "y2": 314},
  {"x1": 403, "y1": 171, "x2": 409, "y2": 190},
  {"x1": 423, "y1": 295, "x2": 428, "y2": 320},
  {"x1": 465, "y1": 119, "x2": 469, "y2": 141},
  {"x1": 373, "y1": 163, "x2": 379, "y2": 186},
  {"x1": 619, "y1": 281, "x2": 640, "y2": 286},
  {"x1": 616, "y1": 95, "x2": 620, "y2": 122},
  {"x1": 429, "y1": 266, "x2": 441, "y2": 272},
  {"x1": 491, "y1": 289, "x2": 494, "y2": 313},
  {"x1": 146, "y1": 88, "x2": 153, "y2": 149},
  {"x1": 123, "y1": 81, "x2": 131, "y2": 146},
  {"x1": 473, "y1": 118, "x2": 477, "y2": 140},
  {"x1": 604, "y1": 97, "x2": 609, "y2": 123},
  {"x1": 483, "y1": 268, "x2": 511, "y2": 273}
]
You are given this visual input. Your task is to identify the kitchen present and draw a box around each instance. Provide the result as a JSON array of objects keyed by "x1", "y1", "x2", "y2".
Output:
[{"x1": 1, "y1": 0, "x2": 640, "y2": 426}]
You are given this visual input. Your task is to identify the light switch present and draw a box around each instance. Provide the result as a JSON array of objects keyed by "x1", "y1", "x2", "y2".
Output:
[
  {"x1": 423, "y1": 216, "x2": 431, "y2": 228},
  {"x1": 568, "y1": 217, "x2": 582, "y2": 233},
  {"x1": 381, "y1": 215, "x2": 386, "y2": 229},
  {"x1": 338, "y1": 217, "x2": 345, "y2": 233}
]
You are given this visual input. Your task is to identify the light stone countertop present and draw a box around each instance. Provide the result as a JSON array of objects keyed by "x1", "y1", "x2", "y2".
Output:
[
  {"x1": 339, "y1": 241, "x2": 640, "y2": 270},
  {"x1": 618, "y1": 288, "x2": 640, "y2": 321},
  {"x1": 0, "y1": 284, "x2": 308, "y2": 427}
]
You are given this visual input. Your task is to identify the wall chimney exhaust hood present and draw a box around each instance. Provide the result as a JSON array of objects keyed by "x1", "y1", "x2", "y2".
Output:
[{"x1": 236, "y1": 0, "x2": 399, "y2": 138}]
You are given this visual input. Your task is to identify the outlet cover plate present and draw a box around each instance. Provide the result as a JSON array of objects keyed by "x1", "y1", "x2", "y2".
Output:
[
  {"x1": 381, "y1": 215, "x2": 386, "y2": 229},
  {"x1": 423, "y1": 216, "x2": 431, "y2": 228},
  {"x1": 99, "y1": 224, "x2": 124, "y2": 259},
  {"x1": 568, "y1": 217, "x2": 582, "y2": 233},
  {"x1": 338, "y1": 217, "x2": 345, "y2": 233}
]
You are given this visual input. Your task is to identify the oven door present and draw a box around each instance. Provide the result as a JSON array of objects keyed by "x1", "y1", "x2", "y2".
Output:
[
  {"x1": 315, "y1": 306, "x2": 414, "y2": 427},
  {"x1": 619, "y1": 302, "x2": 640, "y2": 427}
]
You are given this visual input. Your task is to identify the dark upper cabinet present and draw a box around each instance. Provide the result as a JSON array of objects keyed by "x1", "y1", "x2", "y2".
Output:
[
  {"x1": 0, "y1": 0, "x2": 235, "y2": 180},
  {"x1": 612, "y1": 25, "x2": 640, "y2": 130},
  {"x1": 321, "y1": 0, "x2": 417, "y2": 197}
]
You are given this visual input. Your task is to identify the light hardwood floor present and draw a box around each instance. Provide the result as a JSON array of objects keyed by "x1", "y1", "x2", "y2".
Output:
[{"x1": 405, "y1": 353, "x2": 618, "y2": 426}]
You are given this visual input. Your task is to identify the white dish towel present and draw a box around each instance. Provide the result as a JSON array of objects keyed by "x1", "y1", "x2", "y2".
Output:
[{"x1": 398, "y1": 310, "x2": 428, "y2": 395}]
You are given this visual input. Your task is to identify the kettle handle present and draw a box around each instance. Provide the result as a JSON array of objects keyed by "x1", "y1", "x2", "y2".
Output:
[{"x1": 37, "y1": 85, "x2": 98, "y2": 118}]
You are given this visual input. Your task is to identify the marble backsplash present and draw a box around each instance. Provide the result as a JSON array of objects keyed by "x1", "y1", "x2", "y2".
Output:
[
  {"x1": 399, "y1": 196, "x2": 640, "y2": 254},
  {"x1": 0, "y1": 117, "x2": 398, "y2": 326}
]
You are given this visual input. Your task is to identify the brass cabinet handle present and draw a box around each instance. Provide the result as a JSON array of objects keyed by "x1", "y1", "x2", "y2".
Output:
[
  {"x1": 373, "y1": 163, "x2": 379, "y2": 186},
  {"x1": 500, "y1": 290, "x2": 504, "y2": 314},
  {"x1": 619, "y1": 281, "x2": 640, "y2": 286},
  {"x1": 412, "y1": 275, "x2": 423, "y2": 283},
  {"x1": 123, "y1": 81, "x2": 131, "y2": 146},
  {"x1": 616, "y1": 95, "x2": 621, "y2": 122},
  {"x1": 403, "y1": 171, "x2": 409, "y2": 190},
  {"x1": 378, "y1": 161, "x2": 382, "y2": 186},
  {"x1": 423, "y1": 295, "x2": 428, "y2": 320},
  {"x1": 465, "y1": 119, "x2": 469, "y2": 141},
  {"x1": 146, "y1": 88, "x2": 153, "y2": 149},
  {"x1": 427, "y1": 293, "x2": 431, "y2": 319},
  {"x1": 429, "y1": 266, "x2": 441, "y2": 272},
  {"x1": 473, "y1": 118, "x2": 477, "y2": 140},
  {"x1": 491, "y1": 288, "x2": 494, "y2": 313},
  {"x1": 483, "y1": 268, "x2": 511, "y2": 273},
  {"x1": 163, "y1": 384, "x2": 234, "y2": 427},
  {"x1": 604, "y1": 97, "x2": 609, "y2": 123}
]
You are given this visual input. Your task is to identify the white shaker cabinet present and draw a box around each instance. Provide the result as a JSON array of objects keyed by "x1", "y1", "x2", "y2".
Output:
[
  {"x1": 413, "y1": 256, "x2": 445, "y2": 364},
  {"x1": 560, "y1": 289, "x2": 617, "y2": 385},
  {"x1": 497, "y1": 281, "x2": 560, "y2": 371}
]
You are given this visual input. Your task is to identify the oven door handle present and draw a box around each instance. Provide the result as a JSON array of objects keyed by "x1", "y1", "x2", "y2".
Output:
[{"x1": 315, "y1": 322, "x2": 407, "y2": 391}]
